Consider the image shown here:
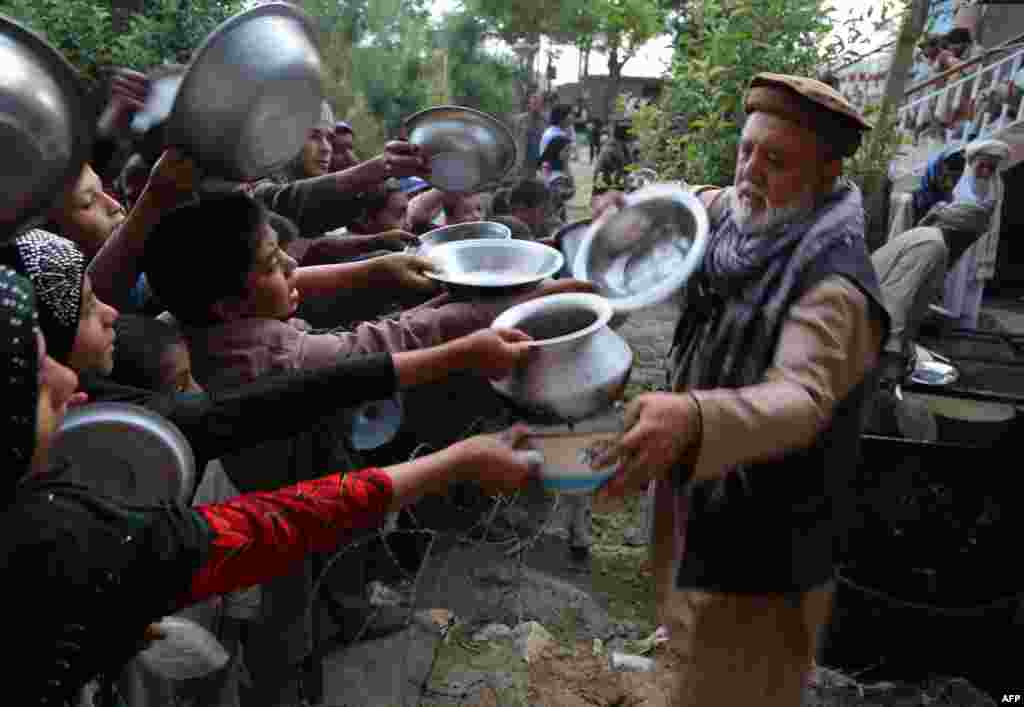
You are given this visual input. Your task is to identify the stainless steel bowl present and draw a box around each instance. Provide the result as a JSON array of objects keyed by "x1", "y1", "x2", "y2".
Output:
[
  {"x1": 575, "y1": 183, "x2": 709, "y2": 314},
  {"x1": 53, "y1": 402, "x2": 197, "y2": 505},
  {"x1": 413, "y1": 220, "x2": 511, "y2": 256},
  {"x1": 554, "y1": 219, "x2": 591, "y2": 278},
  {"x1": 0, "y1": 15, "x2": 92, "y2": 238},
  {"x1": 165, "y1": 3, "x2": 324, "y2": 181},
  {"x1": 426, "y1": 238, "x2": 563, "y2": 290},
  {"x1": 405, "y1": 106, "x2": 516, "y2": 192}
]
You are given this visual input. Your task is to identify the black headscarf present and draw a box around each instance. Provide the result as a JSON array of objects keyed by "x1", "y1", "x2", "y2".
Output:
[
  {"x1": 0, "y1": 266, "x2": 40, "y2": 495},
  {"x1": 1, "y1": 230, "x2": 85, "y2": 364}
]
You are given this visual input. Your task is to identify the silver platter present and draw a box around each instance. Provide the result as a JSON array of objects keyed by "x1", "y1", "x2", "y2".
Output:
[
  {"x1": 574, "y1": 183, "x2": 709, "y2": 314},
  {"x1": 53, "y1": 402, "x2": 196, "y2": 505},
  {"x1": 165, "y1": 2, "x2": 324, "y2": 181},
  {"x1": 405, "y1": 105, "x2": 516, "y2": 193},
  {"x1": 909, "y1": 360, "x2": 959, "y2": 386},
  {"x1": 426, "y1": 238, "x2": 563, "y2": 289}
]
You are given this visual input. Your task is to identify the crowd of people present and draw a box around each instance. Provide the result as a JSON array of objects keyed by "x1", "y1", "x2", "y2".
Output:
[
  {"x1": 2, "y1": 42, "x2": 608, "y2": 707},
  {"x1": 9, "y1": 4, "x2": 1017, "y2": 705}
]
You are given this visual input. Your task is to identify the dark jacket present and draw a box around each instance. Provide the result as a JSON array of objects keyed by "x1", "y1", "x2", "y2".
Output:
[{"x1": 79, "y1": 353, "x2": 396, "y2": 489}]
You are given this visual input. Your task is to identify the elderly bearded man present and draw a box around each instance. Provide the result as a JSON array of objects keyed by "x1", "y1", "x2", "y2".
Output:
[{"x1": 594, "y1": 74, "x2": 890, "y2": 705}]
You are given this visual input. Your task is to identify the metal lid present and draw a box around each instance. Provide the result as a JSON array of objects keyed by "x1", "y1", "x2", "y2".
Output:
[
  {"x1": 405, "y1": 105, "x2": 516, "y2": 193},
  {"x1": 0, "y1": 15, "x2": 93, "y2": 238},
  {"x1": 165, "y1": 2, "x2": 324, "y2": 181},
  {"x1": 573, "y1": 183, "x2": 709, "y2": 314},
  {"x1": 53, "y1": 402, "x2": 196, "y2": 505}
]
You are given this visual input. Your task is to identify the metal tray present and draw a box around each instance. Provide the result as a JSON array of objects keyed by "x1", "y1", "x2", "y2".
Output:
[
  {"x1": 0, "y1": 15, "x2": 92, "y2": 237},
  {"x1": 53, "y1": 402, "x2": 196, "y2": 505},
  {"x1": 425, "y1": 238, "x2": 563, "y2": 290},
  {"x1": 405, "y1": 105, "x2": 516, "y2": 193},
  {"x1": 165, "y1": 2, "x2": 324, "y2": 181},
  {"x1": 574, "y1": 183, "x2": 708, "y2": 314},
  {"x1": 910, "y1": 360, "x2": 959, "y2": 386}
]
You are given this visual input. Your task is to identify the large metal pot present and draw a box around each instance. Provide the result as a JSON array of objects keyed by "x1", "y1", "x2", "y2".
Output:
[
  {"x1": 490, "y1": 293, "x2": 633, "y2": 421},
  {"x1": 165, "y1": 2, "x2": 324, "y2": 181},
  {"x1": 0, "y1": 15, "x2": 92, "y2": 238}
]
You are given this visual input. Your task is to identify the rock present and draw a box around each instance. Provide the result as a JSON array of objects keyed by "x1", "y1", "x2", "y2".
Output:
[
  {"x1": 412, "y1": 608, "x2": 454, "y2": 635},
  {"x1": 609, "y1": 651, "x2": 655, "y2": 672},
  {"x1": 620, "y1": 621, "x2": 641, "y2": 640},
  {"x1": 472, "y1": 623, "x2": 513, "y2": 642},
  {"x1": 473, "y1": 564, "x2": 519, "y2": 586},
  {"x1": 513, "y1": 621, "x2": 555, "y2": 663},
  {"x1": 366, "y1": 580, "x2": 408, "y2": 607}
]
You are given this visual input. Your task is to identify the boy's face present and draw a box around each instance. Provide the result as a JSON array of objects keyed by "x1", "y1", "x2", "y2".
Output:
[
  {"x1": 240, "y1": 223, "x2": 300, "y2": 320},
  {"x1": 449, "y1": 194, "x2": 483, "y2": 224},
  {"x1": 301, "y1": 128, "x2": 333, "y2": 178},
  {"x1": 53, "y1": 165, "x2": 127, "y2": 260},
  {"x1": 69, "y1": 275, "x2": 119, "y2": 376}
]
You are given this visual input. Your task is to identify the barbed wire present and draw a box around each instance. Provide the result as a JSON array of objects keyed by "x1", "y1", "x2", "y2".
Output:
[{"x1": 299, "y1": 411, "x2": 582, "y2": 707}]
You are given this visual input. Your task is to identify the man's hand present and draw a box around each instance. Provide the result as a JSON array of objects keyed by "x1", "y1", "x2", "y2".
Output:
[
  {"x1": 453, "y1": 425, "x2": 542, "y2": 495},
  {"x1": 600, "y1": 392, "x2": 700, "y2": 497},
  {"x1": 457, "y1": 328, "x2": 533, "y2": 379},
  {"x1": 375, "y1": 141, "x2": 431, "y2": 179},
  {"x1": 142, "y1": 148, "x2": 199, "y2": 209},
  {"x1": 371, "y1": 229, "x2": 420, "y2": 252},
  {"x1": 97, "y1": 68, "x2": 150, "y2": 138},
  {"x1": 371, "y1": 253, "x2": 440, "y2": 292}
]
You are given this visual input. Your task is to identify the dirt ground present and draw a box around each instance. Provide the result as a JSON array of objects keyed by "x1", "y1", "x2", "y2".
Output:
[{"x1": 527, "y1": 642, "x2": 677, "y2": 707}]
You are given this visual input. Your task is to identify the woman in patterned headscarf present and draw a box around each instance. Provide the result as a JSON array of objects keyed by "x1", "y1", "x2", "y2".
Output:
[
  {"x1": 0, "y1": 261, "x2": 539, "y2": 705},
  {"x1": 4, "y1": 229, "x2": 119, "y2": 375}
]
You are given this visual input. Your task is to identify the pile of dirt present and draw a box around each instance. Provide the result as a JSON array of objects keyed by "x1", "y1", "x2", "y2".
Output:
[{"x1": 527, "y1": 642, "x2": 676, "y2": 707}]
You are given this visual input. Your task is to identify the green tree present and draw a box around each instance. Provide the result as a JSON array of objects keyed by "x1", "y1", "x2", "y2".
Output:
[
  {"x1": 589, "y1": 0, "x2": 666, "y2": 119},
  {"x1": 435, "y1": 11, "x2": 522, "y2": 117},
  {"x1": 634, "y1": 0, "x2": 834, "y2": 186},
  {"x1": 0, "y1": 0, "x2": 243, "y2": 83}
]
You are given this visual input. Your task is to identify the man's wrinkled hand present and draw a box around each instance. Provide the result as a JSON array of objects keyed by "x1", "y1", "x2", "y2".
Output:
[
  {"x1": 373, "y1": 253, "x2": 440, "y2": 292},
  {"x1": 460, "y1": 328, "x2": 533, "y2": 380},
  {"x1": 600, "y1": 392, "x2": 700, "y2": 497}
]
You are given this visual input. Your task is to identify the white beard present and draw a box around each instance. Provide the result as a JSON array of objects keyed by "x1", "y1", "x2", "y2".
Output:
[{"x1": 729, "y1": 184, "x2": 817, "y2": 236}]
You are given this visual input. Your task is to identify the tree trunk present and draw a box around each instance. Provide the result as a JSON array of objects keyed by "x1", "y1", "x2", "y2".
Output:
[
  {"x1": 603, "y1": 40, "x2": 623, "y2": 121},
  {"x1": 879, "y1": 0, "x2": 931, "y2": 119},
  {"x1": 862, "y1": 0, "x2": 931, "y2": 251},
  {"x1": 110, "y1": 0, "x2": 145, "y2": 33}
]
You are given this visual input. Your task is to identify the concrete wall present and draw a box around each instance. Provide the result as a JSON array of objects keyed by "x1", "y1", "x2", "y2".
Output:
[{"x1": 555, "y1": 76, "x2": 665, "y2": 121}]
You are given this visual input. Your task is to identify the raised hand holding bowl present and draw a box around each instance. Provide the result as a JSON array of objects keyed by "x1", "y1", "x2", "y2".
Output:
[{"x1": 405, "y1": 106, "x2": 516, "y2": 193}]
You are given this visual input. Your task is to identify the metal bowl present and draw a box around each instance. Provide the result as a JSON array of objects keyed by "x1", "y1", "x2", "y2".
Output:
[
  {"x1": 554, "y1": 219, "x2": 591, "y2": 278},
  {"x1": 910, "y1": 360, "x2": 959, "y2": 386},
  {"x1": 165, "y1": 2, "x2": 324, "y2": 181},
  {"x1": 0, "y1": 15, "x2": 92, "y2": 238},
  {"x1": 405, "y1": 105, "x2": 516, "y2": 193},
  {"x1": 412, "y1": 220, "x2": 511, "y2": 256},
  {"x1": 575, "y1": 183, "x2": 709, "y2": 315},
  {"x1": 52, "y1": 402, "x2": 196, "y2": 505},
  {"x1": 426, "y1": 238, "x2": 563, "y2": 290}
]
